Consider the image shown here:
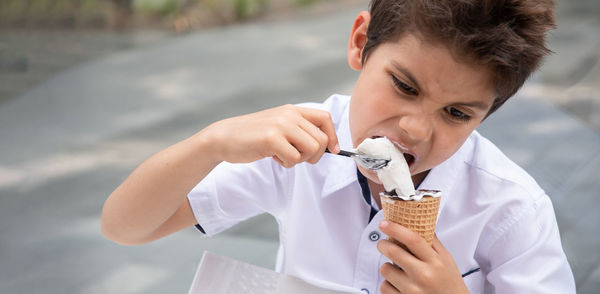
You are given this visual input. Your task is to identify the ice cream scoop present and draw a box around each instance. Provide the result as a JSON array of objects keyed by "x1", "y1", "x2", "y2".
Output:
[{"x1": 355, "y1": 137, "x2": 416, "y2": 198}]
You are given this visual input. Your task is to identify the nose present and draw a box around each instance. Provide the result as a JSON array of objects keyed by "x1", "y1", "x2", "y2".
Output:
[{"x1": 398, "y1": 113, "x2": 433, "y2": 144}]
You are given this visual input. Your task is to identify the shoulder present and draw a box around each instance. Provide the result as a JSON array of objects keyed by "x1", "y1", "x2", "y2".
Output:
[
  {"x1": 461, "y1": 131, "x2": 543, "y2": 198},
  {"x1": 461, "y1": 135, "x2": 574, "y2": 290},
  {"x1": 456, "y1": 131, "x2": 557, "y2": 243}
]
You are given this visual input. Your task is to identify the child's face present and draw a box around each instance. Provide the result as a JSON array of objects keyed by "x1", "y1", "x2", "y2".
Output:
[{"x1": 348, "y1": 32, "x2": 495, "y2": 184}]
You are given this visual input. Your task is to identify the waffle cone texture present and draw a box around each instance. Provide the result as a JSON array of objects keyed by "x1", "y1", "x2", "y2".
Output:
[{"x1": 381, "y1": 194, "x2": 441, "y2": 246}]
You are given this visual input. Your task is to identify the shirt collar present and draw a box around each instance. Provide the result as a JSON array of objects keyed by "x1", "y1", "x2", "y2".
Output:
[
  {"x1": 419, "y1": 132, "x2": 474, "y2": 212},
  {"x1": 321, "y1": 97, "x2": 358, "y2": 197}
]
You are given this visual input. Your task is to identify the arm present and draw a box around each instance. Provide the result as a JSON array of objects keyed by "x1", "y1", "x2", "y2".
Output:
[
  {"x1": 485, "y1": 197, "x2": 576, "y2": 293},
  {"x1": 101, "y1": 105, "x2": 339, "y2": 245}
]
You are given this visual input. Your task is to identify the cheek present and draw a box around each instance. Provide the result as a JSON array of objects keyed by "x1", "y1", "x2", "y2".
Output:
[
  {"x1": 353, "y1": 73, "x2": 396, "y2": 115},
  {"x1": 427, "y1": 130, "x2": 472, "y2": 165},
  {"x1": 351, "y1": 91, "x2": 395, "y2": 124},
  {"x1": 349, "y1": 96, "x2": 382, "y2": 146}
]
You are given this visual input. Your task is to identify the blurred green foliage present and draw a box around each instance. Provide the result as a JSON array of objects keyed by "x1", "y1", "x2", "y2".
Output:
[
  {"x1": 294, "y1": 0, "x2": 315, "y2": 7},
  {"x1": 0, "y1": 0, "x2": 322, "y2": 29},
  {"x1": 134, "y1": 0, "x2": 181, "y2": 17},
  {"x1": 232, "y1": 0, "x2": 269, "y2": 19}
]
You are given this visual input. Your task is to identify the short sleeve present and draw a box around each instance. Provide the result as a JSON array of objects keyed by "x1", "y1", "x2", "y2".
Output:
[
  {"x1": 485, "y1": 195, "x2": 576, "y2": 293},
  {"x1": 187, "y1": 158, "x2": 289, "y2": 236}
]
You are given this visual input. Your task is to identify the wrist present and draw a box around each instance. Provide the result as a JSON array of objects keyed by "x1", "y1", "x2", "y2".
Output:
[
  {"x1": 456, "y1": 280, "x2": 470, "y2": 294},
  {"x1": 190, "y1": 125, "x2": 225, "y2": 166}
]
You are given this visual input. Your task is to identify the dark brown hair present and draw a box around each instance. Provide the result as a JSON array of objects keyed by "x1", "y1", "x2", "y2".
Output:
[{"x1": 362, "y1": 0, "x2": 556, "y2": 115}]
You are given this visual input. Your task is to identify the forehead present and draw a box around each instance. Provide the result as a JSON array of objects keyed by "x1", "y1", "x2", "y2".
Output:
[{"x1": 368, "y1": 33, "x2": 496, "y2": 105}]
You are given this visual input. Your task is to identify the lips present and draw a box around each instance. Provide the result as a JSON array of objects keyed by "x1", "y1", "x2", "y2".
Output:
[{"x1": 371, "y1": 135, "x2": 418, "y2": 167}]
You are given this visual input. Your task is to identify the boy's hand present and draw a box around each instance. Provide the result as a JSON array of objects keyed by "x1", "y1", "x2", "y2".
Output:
[
  {"x1": 201, "y1": 104, "x2": 340, "y2": 167},
  {"x1": 377, "y1": 221, "x2": 470, "y2": 294}
]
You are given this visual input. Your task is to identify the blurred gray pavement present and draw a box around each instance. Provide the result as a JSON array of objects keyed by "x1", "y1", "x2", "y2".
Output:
[{"x1": 1, "y1": 1, "x2": 599, "y2": 293}]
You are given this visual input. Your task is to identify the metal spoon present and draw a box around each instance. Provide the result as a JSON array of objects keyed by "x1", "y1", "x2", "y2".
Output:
[{"x1": 325, "y1": 149, "x2": 390, "y2": 170}]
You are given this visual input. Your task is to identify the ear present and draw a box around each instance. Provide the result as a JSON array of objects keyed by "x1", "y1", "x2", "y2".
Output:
[{"x1": 347, "y1": 11, "x2": 371, "y2": 71}]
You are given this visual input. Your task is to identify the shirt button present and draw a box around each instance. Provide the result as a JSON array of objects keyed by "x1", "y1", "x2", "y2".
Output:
[
  {"x1": 361, "y1": 288, "x2": 370, "y2": 294},
  {"x1": 369, "y1": 231, "x2": 380, "y2": 241}
]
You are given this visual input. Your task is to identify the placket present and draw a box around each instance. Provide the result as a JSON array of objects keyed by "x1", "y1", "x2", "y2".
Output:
[{"x1": 352, "y1": 211, "x2": 389, "y2": 294}]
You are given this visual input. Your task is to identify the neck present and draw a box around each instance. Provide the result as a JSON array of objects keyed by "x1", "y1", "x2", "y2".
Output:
[
  {"x1": 368, "y1": 170, "x2": 430, "y2": 208},
  {"x1": 411, "y1": 170, "x2": 429, "y2": 188}
]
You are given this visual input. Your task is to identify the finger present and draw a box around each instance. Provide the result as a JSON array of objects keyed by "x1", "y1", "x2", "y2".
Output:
[
  {"x1": 431, "y1": 233, "x2": 464, "y2": 280},
  {"x1": 380, "y1": 280, "x2": 402, "y2": 294},
  {"x1": 272, "y1": 156, "x2": 284, "y2": 166},
  {"x1": 377, "y1": 239, "x2": 420, "y2": 273},
  {"x1": 270, "y1": 137, "x2": 302, "y2": 168},
  {"x1": 297, "y1": 118, "x2": 328, "y2": 164},
  {"x1": 287, "y1": 125, "x2": 322, "y2": 163},
  {"x1": 297, "y1": 107, "x2": 339, "y2": 153},
  {"x1": 379, "y1": 220, "x2": 436, "y2": 262}
]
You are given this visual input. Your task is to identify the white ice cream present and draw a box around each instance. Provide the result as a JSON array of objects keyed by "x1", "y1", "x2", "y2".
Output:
[
  {"x1": 356, "y1": 137, "x2": 441, "y2": 201},
  {"x1": 356, "y1": 137, "x2": 416, "y2": 198}
]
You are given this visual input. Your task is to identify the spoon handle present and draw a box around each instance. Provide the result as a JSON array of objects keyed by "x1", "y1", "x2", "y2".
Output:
[{"x1": 325, "y1": 148, "x2": 355, "y2": 157}]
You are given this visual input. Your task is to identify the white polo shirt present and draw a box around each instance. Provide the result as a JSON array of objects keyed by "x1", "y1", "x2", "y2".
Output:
[{"x1": 187, "y1": 94, "x2": 575, "y2": 294}]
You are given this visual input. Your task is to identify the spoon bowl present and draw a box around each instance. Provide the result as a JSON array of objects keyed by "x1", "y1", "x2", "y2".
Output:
[{"x1": 326, "y1": 149, "x2": 390, "y2": 170}]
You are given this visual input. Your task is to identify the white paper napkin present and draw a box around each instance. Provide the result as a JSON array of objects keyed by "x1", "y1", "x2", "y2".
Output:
[{"x1": 189, "y1": 251, "x2": 363, "y2": 294}]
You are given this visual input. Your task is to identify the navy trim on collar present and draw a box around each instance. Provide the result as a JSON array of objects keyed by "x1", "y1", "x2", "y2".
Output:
[
  {"x1": 356, "y1": 169, "x2": 378, "y2": 222},
  {"x1": 194, "y1": 224, "x2": 206, "y2": 234},
  {"x1": 462, "y1": 267, "x2": 481, "y2": 278},
  {"x1": 356, "y1": 169, "x2": 428, "y2": 223}
]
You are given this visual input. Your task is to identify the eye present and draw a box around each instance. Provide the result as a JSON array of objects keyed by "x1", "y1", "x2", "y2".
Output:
[
  {"x1": 445, "y1": 106, "x2": 471, "y2": 122},
  {"x1": 392, "y1": 75, "x2": 418, "y2": 96}
]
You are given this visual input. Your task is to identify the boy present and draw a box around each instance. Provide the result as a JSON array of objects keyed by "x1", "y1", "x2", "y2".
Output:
[{"x1": 102, "y1": 0, "x2": 576, "y2": 293}]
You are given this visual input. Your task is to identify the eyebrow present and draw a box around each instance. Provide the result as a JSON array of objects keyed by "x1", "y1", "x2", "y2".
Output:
[
  {"x1": 455, "y1": 101, "x2": 491, "y2": 111},
  {"x1": 391, "y1": 61, "x2": 422, "y2": 91}
]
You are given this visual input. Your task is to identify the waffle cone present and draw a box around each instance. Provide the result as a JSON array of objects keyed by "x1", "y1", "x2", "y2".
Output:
[{"x1": 381, "y1": 193, "x2": 441, "y2": 246}]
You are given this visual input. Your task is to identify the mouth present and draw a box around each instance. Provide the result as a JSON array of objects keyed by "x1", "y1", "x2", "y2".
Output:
[{"x1": 371, "y1": 136, "x2": 417, "y2": 167}]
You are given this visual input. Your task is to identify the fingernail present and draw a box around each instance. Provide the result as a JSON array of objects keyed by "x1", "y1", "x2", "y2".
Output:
[
  {"x1": 380, "y1": 220, "x2": 390, "y2": 228},
  {"x1": 334, "y1": 143, "x2": 340, "y2": 153}
]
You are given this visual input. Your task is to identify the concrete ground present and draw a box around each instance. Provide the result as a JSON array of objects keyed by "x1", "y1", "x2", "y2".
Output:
[{"x1": 0, "y1": 1, "x2": 598, "y2": 293}]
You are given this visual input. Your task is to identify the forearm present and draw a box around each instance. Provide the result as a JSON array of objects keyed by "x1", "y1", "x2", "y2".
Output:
[
  {"x1": 101, "y1": 130, "x2": 220, "y2": 244},
  {"x1": 101, "y1": 105, "x2": 340, "y2": 245}
]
